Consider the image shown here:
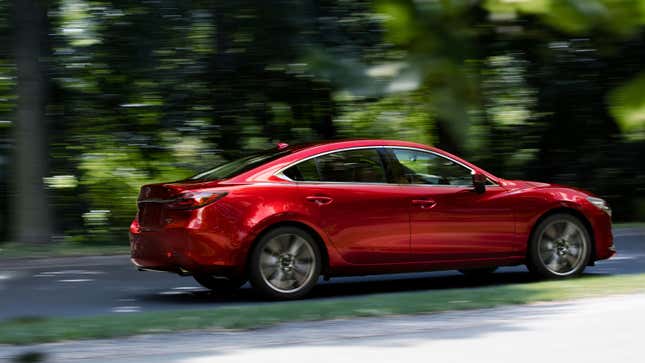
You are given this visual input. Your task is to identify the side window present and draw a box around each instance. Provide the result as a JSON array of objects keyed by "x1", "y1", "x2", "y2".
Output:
[
  {"x1": 283, "y1": 148, "x2": 386, "y2": 183},
  {"x1": 391, "y1": 148, "x2": 472, "y2": 186},
  {"x1": 283, "y1": 159, "x2": 320, "y2": 181}
]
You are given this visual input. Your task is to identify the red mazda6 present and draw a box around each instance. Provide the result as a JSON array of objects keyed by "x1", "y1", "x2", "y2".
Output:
[{"x1": 130, "y1": 139, "x2": 615, "y2": 299}]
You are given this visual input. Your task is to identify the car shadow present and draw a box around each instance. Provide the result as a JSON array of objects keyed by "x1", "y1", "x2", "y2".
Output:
[
  {"x1": 310, "y1": 271, "x2": 538, "y2": 298},
  {"x1": 136, "y1": 268, "x2": 610, "y2": 305}
]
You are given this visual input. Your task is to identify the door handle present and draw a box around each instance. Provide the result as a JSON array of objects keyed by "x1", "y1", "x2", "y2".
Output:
[
  {"x1": 306, "y1": 195, "x2": 334, "y2": 206},
  {"x1": 412, "y1": 199, "x2": 437, "y2": 209}
]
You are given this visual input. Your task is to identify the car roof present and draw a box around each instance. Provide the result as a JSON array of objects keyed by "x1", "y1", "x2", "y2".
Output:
[
  {"x1": 226, "y1": 139, "x2": 499, "y2": 184},
  {"x1": 284, "y1": 139, "x2": 436, "y2": 152}
]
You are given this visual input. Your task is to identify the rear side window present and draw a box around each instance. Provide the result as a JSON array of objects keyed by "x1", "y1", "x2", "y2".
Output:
[
  {"x1": 283, "y1": 148, "x2": 386, "y2": 183},
  {"x1": 283, "y1": 159, "x2": 320, "y2": 181}
]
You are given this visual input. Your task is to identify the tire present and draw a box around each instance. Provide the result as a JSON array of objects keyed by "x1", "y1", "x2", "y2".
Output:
[
  {"x1": 249, "y1": 226, "x2": 322, "y2": 300},
  {"x1": 527, "y1": 214, "x2": 592, "y2": 278},
  {"x1": 193, "y1": 275, "x2": 246, "y2": 292},
  {"x1": 459, "y1": 267, "x2": 498, "y2": 277}
]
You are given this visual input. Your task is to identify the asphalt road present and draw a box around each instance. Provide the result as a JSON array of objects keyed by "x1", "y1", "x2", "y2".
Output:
[{"x1": 0, "y1": 228, "x2": 643, "y2": 321}]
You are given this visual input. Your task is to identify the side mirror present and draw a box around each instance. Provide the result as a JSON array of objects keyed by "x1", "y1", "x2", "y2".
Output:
[{"x1": 472, "y1": 172, "x2": 486, "y2": 194}]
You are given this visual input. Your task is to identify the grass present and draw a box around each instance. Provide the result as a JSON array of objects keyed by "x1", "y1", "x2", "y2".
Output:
[
  {"x1": 2, "y1": 273, "x2": 645, "y2": 345},
  {"x1": 0, "y1": 242, "x2": 129, "y2": 260},
  {"x1": 614, "y1": 222, "x2": 645, "y2": 229}
]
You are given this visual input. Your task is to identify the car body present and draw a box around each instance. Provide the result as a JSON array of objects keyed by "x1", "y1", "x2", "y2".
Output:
[{"x1": 130, "y1": 139, "x2": 615, "y2": 298}]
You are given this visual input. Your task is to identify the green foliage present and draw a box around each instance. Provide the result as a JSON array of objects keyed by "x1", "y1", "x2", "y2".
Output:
[
  {"x1": 485, "y1": 0, "x2": 645, "y2": 36},
  {"x1": 335, "y1": 92, "x2": 434, "y2": 145},
  {"x1": 608, "y1": 71, "x2": 645, "y2": 140},
  {"x1": 77, "y1": 138, "x2": 194, "y2": 242},
  {"x1": 4, "y1": 0, "x2": 645, "y2": 247},
  {"x1": 375, "y1": 0, "x2": 415, "y2": 45}
]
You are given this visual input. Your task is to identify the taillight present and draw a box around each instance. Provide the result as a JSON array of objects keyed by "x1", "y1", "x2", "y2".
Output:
[
  {"x1": 167, "y1": 191, "x2": 228, "y2": 210},
  {"x1": 129, "y1": 217, "x2": 141, "y2": 234}
]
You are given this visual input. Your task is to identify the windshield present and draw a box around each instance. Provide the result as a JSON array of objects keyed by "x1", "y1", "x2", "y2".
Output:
[{"x1": 189, "y1": 149, "x2": 290, "y2": 181}]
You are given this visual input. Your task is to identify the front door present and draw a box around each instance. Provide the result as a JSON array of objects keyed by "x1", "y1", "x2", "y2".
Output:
[{"x1": 385, "y1": 147, "x2": 517, "y2": 262}]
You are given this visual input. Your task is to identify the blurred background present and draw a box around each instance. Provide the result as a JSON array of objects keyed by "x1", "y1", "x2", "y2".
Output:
[{"x1": 1, "y1": 0, "x2": 645, "y2": 249}]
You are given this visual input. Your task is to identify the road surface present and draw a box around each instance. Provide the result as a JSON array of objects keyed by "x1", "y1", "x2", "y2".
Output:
[{"x1": 0, "y1": 227, "x2": 643, "y2": 321}]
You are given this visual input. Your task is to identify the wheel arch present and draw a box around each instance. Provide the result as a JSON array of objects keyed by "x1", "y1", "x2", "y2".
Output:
[{"x1": 528, "y1": 207, "x2": 596, "y2": 263}]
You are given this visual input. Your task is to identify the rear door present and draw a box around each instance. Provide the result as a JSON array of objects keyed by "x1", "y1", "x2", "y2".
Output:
[{"x1": 282, "y1": 147, "x2": 411, "y2": 264}]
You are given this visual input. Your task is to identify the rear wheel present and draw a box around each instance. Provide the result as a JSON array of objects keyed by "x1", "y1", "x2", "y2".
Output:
[
  {"x1": 249, "y1": 226, "x2": 321, "y2": 300},
  {"x1": 527, "y1": 214, "x2": 591, "y2": 278},
  {"x1": 193, "y1": 275, "x2": 246, "y2": 292}
]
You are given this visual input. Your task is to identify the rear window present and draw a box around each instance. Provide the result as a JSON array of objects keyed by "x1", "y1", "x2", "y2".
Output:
[{"x1": 190, "y1": 149, "x2": 290, "y2": 181}]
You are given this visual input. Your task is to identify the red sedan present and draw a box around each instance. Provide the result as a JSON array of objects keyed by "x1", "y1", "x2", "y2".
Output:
[{"x1": 130, "y1": 139, "x2": 615, "y2": 299}]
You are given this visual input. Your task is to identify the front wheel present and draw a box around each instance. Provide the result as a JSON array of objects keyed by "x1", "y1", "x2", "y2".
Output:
[
  {"x1": 249, "y1": 226, "x2": 321, "y2": 300},
  {"x1": 527, "y1": 214, "x2": 592, "y2": 278}
]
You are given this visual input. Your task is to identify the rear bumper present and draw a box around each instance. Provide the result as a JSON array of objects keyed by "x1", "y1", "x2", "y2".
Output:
[{"x1": 129, "y1": 226, "x2": 242, "y2": 278}]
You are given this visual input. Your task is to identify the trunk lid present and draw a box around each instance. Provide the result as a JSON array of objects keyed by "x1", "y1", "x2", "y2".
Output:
[{"x1": 138, "y1": 180, "x2": 217, "y2": 201}]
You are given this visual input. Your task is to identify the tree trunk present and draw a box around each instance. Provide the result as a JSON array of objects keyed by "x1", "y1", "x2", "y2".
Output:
[{"x1": 11, "y1": 0, "x2": 51, "y2": 244}]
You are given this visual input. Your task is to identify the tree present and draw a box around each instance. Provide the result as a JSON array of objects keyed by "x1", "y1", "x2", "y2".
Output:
[{"x1": 11, "y1": 0, "x2": 52, "y2": 244}]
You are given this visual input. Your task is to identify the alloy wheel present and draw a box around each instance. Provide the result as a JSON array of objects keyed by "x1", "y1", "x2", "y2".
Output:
[
  {"x1": 259, "y1": 233, "x2": 317, "y2": 293},
  {"x1": 537, "y1": 220, "x2": 588, "y2": 276}
]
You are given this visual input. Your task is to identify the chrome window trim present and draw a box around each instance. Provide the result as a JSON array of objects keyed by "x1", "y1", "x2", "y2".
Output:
[{"x1": 274, "y1": 145, "x2": 498, "y2": 187}]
